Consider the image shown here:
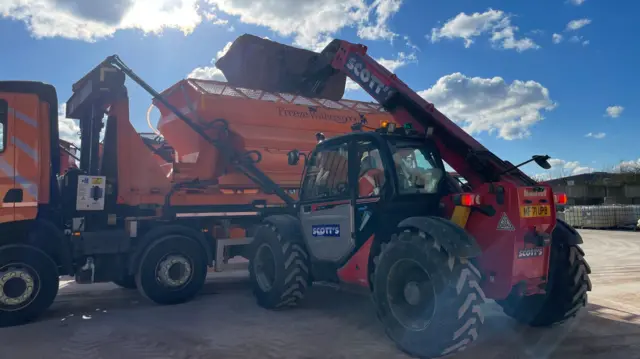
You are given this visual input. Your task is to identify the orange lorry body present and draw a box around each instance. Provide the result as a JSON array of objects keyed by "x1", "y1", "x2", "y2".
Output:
[
  {"x1": 152, "y1": 79, "x2": 393, "y2": 203},
  {"x1": 0, "y1": 91, "x2": 51, "y2": 223}
]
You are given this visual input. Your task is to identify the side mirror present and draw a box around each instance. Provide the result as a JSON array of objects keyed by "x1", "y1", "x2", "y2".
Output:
[
  {"x1": 287, "y1": 150, "x2": 301, "y2": 166},
  {"x1": 533, "y1": 155, "x2": 551, "y2": 170}
]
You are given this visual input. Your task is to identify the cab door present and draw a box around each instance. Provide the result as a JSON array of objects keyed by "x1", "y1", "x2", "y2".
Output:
[
  {"x1": 0, "y1": 98, "x2": 15, "y2": 222},
  {"x1": 299, "y1": 140, "x2": 356, "y2": 263}
]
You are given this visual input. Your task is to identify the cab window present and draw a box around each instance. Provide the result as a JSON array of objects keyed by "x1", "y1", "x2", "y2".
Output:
[
  {"x1": 0, "y1": 100, "x2": 7, "y2": 152},
  {"x1": 390, "y1": 141, "x2": 443, "y2": 194},
  {"x1": 300, "y1": 142, "x2": 350, "y2": 201}
]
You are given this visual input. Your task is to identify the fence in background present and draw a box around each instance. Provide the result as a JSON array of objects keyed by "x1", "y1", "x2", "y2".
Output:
[{"x1": 558, "y1": 205, "x2": 640, "y2": 229}]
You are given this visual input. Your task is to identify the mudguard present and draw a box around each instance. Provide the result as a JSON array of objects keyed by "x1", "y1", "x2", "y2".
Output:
[
  {"x1": 261, "y1": 214, "x2": 305, "y2": 246},
  {"x1": 397, "y1": 216, "x2": 482, "y2": 258},
  {"x1": 552, "y1": 218, "x2": 584, "y2": 245},
  {"x1": 128, "y1": 224, "x2": 213, "y2": 275}
]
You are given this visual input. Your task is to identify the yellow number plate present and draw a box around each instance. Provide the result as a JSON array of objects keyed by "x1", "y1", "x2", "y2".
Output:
[{"x1": 520, "y1": 205, "x2": 551, "y2": 218}]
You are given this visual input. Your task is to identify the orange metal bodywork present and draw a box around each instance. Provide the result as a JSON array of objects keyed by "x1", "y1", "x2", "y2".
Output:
[
  {"x1": 1, "y1": 77, "x2": 394, "y2": 218},
  {"x1": 138, "y1": 79, "x2": 395, "y2": 207},
  {"x1": 0, "y1": 92, "x2": 51, "y2": 223}
]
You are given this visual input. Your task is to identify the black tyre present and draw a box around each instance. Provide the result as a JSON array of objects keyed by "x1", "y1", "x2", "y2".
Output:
[
  {"x1": 113, "y1": 274, "x2": 137, "y2": 289},
  {"x1": 497, "y1": 243, "x2": 591, "y2": 326},
  {"x1": 135, "y1": 234, "x2": 208, "y2": 305},
  {"x1": 249, "y1": 223, "x2": 310, "y2": 309},
  {"x1": 0, "y1": 245, "x2": 59, "y2": 327},
  {"x1": 373, "y1": 230, "x2": 486, "y2": 358}
]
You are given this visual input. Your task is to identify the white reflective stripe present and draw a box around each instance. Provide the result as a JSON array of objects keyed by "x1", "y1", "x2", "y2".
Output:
[
  {"x1": 175, "y1": 211, "x2": 259, "y2": 218},
  {"x1": 8, "y1": 108, "x2": 38, "y2": 128},
  {"x1": 2, "y1": 202, "x2": 38, "y2": 207},
  {"x1": 11, "y1": 136, "x2": 38, "y2": 162},
  {"x1": 0, "y1": 158, "x2": 38, "y2": 200}
]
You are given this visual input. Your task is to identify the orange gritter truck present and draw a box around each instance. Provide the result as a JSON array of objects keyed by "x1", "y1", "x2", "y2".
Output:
[
  {"x1": 0, "y1": 34, "x2": 590, "y2": 359},
  {"x1": 0, "y1": 64, "x2": 395, "y2": 322}
]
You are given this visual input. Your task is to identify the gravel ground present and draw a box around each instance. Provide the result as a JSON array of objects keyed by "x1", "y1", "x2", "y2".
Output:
[{"x1": 1, "y1": 229, "x2": 639, "y2": 359}]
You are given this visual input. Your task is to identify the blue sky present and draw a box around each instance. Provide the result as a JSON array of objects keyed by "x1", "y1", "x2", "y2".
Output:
[{"x1": 0, "y1": 0, "x2": 638, "y2": 179}]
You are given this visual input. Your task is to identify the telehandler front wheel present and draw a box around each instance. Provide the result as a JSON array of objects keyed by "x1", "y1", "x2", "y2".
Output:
[
  {"x1": 0, "y1": 245, "x2": 59, "y2": 327},
  {"x1": 249, "y1": 224, "x2": 310, "y2": 309},
  {"x1": 135, "y1": 235, "x2": 208, "y2": 305},
  {"x1": 373, "y1": 230, "x2": 486, "y2": 359},
  {"x1": 497, "y1": 243, "x2": 591, "y2": 326}
]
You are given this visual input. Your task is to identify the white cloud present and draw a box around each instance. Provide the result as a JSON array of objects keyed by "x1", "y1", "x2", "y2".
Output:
[
  {"x1": 566, "y1": 18, "x2": 591, "y2": 31},
  {"x1": 206, "y1": 0, "x2": 403, "y2": 51},
  {"x1": 568, "y1": 35, "x2": 589, "y2": 46},
  {"x1": 605, "y1": 105, "x2": 624, "y2": 118},
  {"x1": 430, "y1": 9, "x2": 539, "y2": 52},
  {"x1": 564, "y1": 161, "x2": 580, "y2": 169},
  {"x1": 614, "y1": 159, "x2": 640, "y2": 173},
  {"x1": 545, "y1": 158, "x2": 594, "y2": 177},
  {"x1": 572, "y1": 166, "x2": 594, "y2": 175},
  {"x1": 548, "y1": 158, "x2": 567, "y2": 167},
  {"x1": 586, "y1": 132, "x2": 606, "y2": 139},
  {"x1": 568, "y1": 0, "x2": 586, "y2": 5},
  {"x1": 57, "y1": 104, "x2": 81, "y2": 145},
  {"x1": 357, "y1": 0, "x2": 403, "y2": 41},
  {"x1": 187, "y1": 67, "x2": 226, "y2": 81},
  {"x1": 377, "y1": 52, "x2": 417, "y2": 72},
  {"x1": 0, "y1": 0, "x2": 204, "y2": 41},
  {"x1": 552, "y1": 33, "x2": 563, "y2": 44},
  {"x1": 403, "y1": 35, "x2": 420, "y2": 51},
  {"x1": 187, "y1": 41, "x2": 233, "y2": 81},
  {"x1": 204, "y1": 11, "x2": 229, "y2": 25},
  {"x1": 417, "y1": 73, "x2": 555, "y2": 140}
]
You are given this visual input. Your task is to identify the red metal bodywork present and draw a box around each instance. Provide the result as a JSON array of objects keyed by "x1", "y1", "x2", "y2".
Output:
[{"x1": 266, "y1": 39, "x2": 556, "y2": 299}]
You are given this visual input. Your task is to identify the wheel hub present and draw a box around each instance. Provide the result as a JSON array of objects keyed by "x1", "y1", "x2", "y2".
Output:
[
  {"x1": 386, "y1": 259, "x2": 436, "y2": 331},
  {"x1": 157, "y1": 255, "x2": 192, "y2": 287},
  {"x1": 403, "y1": 281, "x2": 421, "y2": 306},
  {"x1": 0, "y1": 268, "x2": 35, "y2": 307}
]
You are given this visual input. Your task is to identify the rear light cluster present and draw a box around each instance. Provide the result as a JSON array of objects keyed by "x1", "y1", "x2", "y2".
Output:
[
  {"x1": 453, "y1": 193, "x2": 481, "y2": 206},
  {"x1": 554, "y1": 193, "x2": 567, "y2": 205}
]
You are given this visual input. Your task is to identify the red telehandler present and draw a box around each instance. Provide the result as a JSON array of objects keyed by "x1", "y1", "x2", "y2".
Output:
[{"x1": 213, "y1": 35, "x2": 592, "y2": 358}]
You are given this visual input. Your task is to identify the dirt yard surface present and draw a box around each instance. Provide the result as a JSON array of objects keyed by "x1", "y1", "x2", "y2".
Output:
[{"x1": 1, "y1": 229, "x2": 639, "y2": 359}]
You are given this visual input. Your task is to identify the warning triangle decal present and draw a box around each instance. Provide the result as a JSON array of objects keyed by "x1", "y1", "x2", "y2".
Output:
[{"x1": 497, "y1": 213, "x2": 515, "y2": 231}]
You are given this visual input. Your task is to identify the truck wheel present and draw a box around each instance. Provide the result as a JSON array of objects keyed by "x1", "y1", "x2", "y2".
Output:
[
  {"x1": 113, "y1": 275, "x2": 137, "y2": 289},
  {"x1": 373, "y1": 230, "x2": 486, "y2": 358},
  {"x1": 135, "y1": 235, "x2": 208, "y2": 305},
  {"x1": 0, "y1": 245, "x2": 59, "y2": 327},
  {"x1": 497, "y1": 243, "x2": 591, "y2": 326},
  {"x1": 248, "y1": 224, "x2": 310, "y2": 309}
]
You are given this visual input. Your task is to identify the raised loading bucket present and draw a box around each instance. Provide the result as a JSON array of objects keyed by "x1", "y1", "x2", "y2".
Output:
[{"x1": 215, "y1": 34, "x2": 347, "y2": 101}]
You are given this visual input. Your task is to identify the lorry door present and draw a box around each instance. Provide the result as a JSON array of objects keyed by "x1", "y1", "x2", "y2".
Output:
[
  {"x1": 0, "y1": 97, "x2": 15, "y2": 222},
  {"x1": 298, "y1": 141, "x2": 356, "y2": 263}
]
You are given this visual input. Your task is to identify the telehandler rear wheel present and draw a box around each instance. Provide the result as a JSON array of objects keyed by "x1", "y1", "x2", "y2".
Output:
[
  {"x1": 497, "y1": 243, "x2": 591, "y2": 326},
  {"x1": 0, "y1": 245, "x2": 59, "y2": 327},
  {"x1": 373, "y1": 230, "x2": 486, "y2": 359},
  {"x1": 249, "y1": 224, "x2": 310, "y2": 309},
  {"x1": 135, "y1": 235, "x2": 208, "y2": 305}
]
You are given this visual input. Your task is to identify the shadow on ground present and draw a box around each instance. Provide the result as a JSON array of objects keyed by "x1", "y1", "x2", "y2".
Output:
[{"x1": 1, "y1": 278, "x2": 639, "y2": 359}]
